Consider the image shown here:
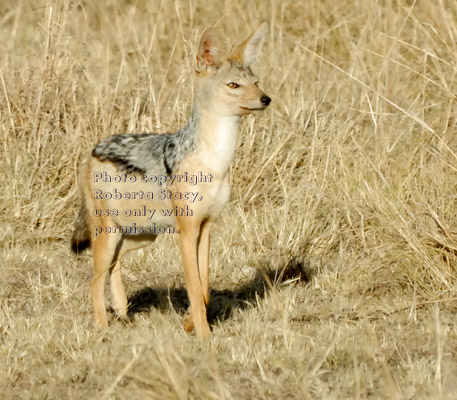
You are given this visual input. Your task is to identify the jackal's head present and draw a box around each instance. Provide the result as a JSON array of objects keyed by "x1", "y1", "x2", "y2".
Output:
[{"x1": 195, "y1": 23, "x2": 271, "y2": 117}]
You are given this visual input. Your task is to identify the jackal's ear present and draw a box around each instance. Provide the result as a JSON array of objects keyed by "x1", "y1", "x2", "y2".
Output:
[
  {"x1": 229, "y1": 23, "x2": 268, "y2": 66},
  {"x1": 196, "y1": 27, "x2": 222, "y2": 72}
]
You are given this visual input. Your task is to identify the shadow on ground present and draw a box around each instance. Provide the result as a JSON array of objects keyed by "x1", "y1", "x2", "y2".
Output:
[{"x1": 126, "y1": 257, "x2": 313, "y2": 325}]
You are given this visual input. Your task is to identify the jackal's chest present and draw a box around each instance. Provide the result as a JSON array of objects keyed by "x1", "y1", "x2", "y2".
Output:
[
  {"x1": 171, "y1": 118, "x2": 238, "y2": 218},
  {"x1": 170, "y1": 160, "x2": 231, "y2": 220}
]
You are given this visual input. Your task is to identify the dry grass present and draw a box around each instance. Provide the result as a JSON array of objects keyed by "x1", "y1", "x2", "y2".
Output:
[{"x1": 1, "y1": 0, "x2": 457, "y2": 398}]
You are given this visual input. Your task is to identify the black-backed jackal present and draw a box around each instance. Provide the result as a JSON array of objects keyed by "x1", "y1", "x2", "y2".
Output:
[{"x1": 71, "y1": 24, "x2": 271, "y2": 339}]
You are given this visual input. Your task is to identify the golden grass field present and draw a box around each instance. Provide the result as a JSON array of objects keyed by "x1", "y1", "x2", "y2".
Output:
[{"x1": 1, "y1": 0, "x2": 457, "y2": 398}]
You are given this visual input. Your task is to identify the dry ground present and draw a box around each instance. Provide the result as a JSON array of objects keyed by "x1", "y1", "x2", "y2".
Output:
[{"x1": 1, "y1": 0, "x2": 457, "y2": 399}]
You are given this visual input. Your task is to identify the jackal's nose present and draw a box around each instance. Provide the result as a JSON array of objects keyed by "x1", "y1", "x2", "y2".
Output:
[{"x1": 260, "y1": 95, "x2": 271, "y2": 106}]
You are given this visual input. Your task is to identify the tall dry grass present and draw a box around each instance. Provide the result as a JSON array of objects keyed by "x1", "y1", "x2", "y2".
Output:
[{"x1": 1, "y1": 0, "x2": 457, "y2": 398}]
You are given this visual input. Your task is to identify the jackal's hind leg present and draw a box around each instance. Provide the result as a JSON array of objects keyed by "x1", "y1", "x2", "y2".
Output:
[
  {"x1": 109, "y1": 259, "x2": 129, "y2": 323},
  {"x1": 109, "y1": 235, "x2": 157, "y2": 323},
  {"x1": 92, "y1": 229, "x2": 122, "y2": 329}
]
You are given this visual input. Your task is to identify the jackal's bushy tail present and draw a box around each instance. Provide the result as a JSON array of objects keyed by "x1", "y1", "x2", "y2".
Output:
[{"x1": 71, "y1": 202, "x2": 91, "y2": 253}]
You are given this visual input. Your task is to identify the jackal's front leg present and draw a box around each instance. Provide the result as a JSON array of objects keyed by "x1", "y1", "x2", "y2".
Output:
[
  {"x1": 197, "y1": 219, "x2": 214, "y2": 306},
  {"x1": 178, "y1": 218, "x2": 211, "y2": 339}
]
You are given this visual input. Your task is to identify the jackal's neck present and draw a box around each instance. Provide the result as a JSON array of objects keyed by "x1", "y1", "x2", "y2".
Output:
[{"x1": 190, "y1": 105, "x2": 240, "y2": 174}]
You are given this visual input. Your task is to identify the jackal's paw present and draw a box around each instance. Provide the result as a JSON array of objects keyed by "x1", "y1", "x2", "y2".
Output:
[
  {"x1": 117, "y1": 314, "x2": 133, "y2": 325},
  {"x1": 183, "y1": 312, "x2": 195, "y2": 333}
]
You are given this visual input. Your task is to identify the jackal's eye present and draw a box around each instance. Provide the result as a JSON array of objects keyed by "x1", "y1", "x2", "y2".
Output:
[
  {"x1": 254, "y1": 82, "x2": 259, "y2": 87},
  {"x1": 227, "y1": 82, "x2": 240, "y2": 89}
]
